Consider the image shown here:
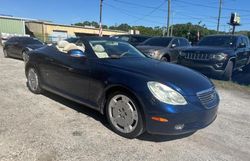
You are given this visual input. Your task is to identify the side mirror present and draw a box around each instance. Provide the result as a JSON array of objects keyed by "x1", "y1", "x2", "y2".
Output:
[
  {"x1": 171, "y1": 44, "x2": 176, "y2": 48},
  {"x1": 238, "y1": 43, "x2": 246, "y2": 48},
  {"x1": 68, "y1": 49, "x2": 86, "y2": 58}
]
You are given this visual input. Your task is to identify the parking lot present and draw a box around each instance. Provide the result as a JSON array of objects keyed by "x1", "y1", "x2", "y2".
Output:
[{"x1": 0, "y1": 46, "x2": 250, "y2": 161}]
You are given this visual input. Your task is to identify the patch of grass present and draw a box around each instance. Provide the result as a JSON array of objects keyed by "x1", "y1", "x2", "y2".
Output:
[{"x1": 212, "y1": 79, "x2": 250, "y2": 94}]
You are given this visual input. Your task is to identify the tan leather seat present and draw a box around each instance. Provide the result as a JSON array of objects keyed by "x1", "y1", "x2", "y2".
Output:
[
  {"x1": 63, "y1": 43, "x2": 85, "y2": 53},
  {"x1": 56, "y1": 40, "x2": 69, "y2": 53},
  {"x1": 92, "y1": 44, "x2": 109, "y2": 58}
]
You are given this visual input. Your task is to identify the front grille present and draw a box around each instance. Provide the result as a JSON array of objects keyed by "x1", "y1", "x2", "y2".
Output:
[
  {"x1": 184, "y1": 52, "x2": 212, "y2": 60},
  {"x1": 197, "y1": 88, "x2": 218, "y2": 109}
]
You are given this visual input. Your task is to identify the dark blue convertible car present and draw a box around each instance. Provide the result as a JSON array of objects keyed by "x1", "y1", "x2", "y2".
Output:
[{"x1": 25, "y1": 37, "x2": 219, "y2": 138}]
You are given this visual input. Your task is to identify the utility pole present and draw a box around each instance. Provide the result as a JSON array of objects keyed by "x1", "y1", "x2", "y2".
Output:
[
  {"x1": 99, "y1": 0, "x2": 103, "y2": 37},
  {"x1": 170, "y1": 11, "x2": 175, "y2": 36},
  {"x1": 217, "y1": 0, "x2": 222, "y2": 33},
  {"x1": 166, "y1": 0, "x2": 171, "y2": 36}
]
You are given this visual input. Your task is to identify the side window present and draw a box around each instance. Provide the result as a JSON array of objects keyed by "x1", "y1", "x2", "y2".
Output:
[
  {"x1": 237, "y1": 37, "x2": 243, "y2": 47},
  {"x1": 242, "y1": 37, "x2": 249, "y2": 46},
  {"x1": 171, "y1": 39, "x2": 180, "y2": 47},
  {"x1": 180, "y1": 38, "x2": 190, "y2": 46}
]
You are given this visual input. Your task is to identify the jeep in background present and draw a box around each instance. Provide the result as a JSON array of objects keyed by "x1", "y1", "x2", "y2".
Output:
[{"x1": 178, "y1": 35, "x2": 250, "y2": 80}]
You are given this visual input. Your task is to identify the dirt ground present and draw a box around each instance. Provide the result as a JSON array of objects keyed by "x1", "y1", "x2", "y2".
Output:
[{"x1": 0, "y1": 46, "x2": 250, "y2": 161}]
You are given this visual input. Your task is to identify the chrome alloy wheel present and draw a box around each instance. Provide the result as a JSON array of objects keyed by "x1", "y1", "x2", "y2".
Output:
[
  {"x1": 28, "y1": 68, "x2": 39, "y2": 91},
  {"x1": 108, "y1": 94, "x2": 138, "y2": 133}
]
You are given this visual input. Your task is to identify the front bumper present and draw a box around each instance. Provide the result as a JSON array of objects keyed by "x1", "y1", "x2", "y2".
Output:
[
  {"x1": 140, "y1": 92, "x2": 219, "y2": 135},
  {"x1": 178, "y1": 59, "x2": 226, "y2": 78},
  {"x1": 146, "y1": 105, "x2": 218, "y2": 135}
]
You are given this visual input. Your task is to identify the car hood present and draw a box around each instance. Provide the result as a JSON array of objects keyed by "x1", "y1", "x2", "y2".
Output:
[
  {"x1": 183, "y1": 46, "x2": 234, "y2": 54},
  {"x1": 102, "y1": 58, "x2": 213, "y2": 96},
  {"x1": 27, "y1": 44, "x2": 45, "y2": 50},
  {"x1": 137, "y1": 45, "x2": 166, "y2": 53}
]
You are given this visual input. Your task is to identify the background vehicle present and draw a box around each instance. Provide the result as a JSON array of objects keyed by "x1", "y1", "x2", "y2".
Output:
[
  {"x1": 178, "y1": 35, "x2": 250, "y2": 80},
  {"x1": 137, "y1": 37, "x2": 191, "y2": 63},
  {"x1": 25, "y1": 37, "x2": 219, "y2": 138},
  {"x1": 3, "y1": 36, "x2": 44, "y2": 60},
  {"x1": 112, "y1": 34, "x2": 151, "y2": 46}
]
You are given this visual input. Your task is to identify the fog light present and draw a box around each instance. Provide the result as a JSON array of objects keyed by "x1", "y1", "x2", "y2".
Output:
[{"x1": 174, "y1": 124, "x2": 184, "y2": 130}]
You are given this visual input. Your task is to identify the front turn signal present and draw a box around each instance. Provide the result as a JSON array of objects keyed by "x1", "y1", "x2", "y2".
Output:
[{"x1": 151, "y1": 116, "x2": 168, "y2": 122}]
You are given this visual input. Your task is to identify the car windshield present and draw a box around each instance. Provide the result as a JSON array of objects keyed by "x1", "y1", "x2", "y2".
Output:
[
  {"x1": 89, "y1": 40, "x2": 146, "y2": 59},
  {"x1": 142, "y1": 37, "x2": 172, "y2": 47},
  {"x1": 198, "y1": 36, "x2": 236, "y2": 48}
]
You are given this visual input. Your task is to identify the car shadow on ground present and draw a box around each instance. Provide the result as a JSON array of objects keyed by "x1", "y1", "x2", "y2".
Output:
[
  {"x1": 42, "y1": 91, "x2": 109, "y2": 127},
  {"x1": 42, "y1": 91, "x2": 195, "y2": 142},
  {"x1": 137, "y1": 132, "x2": 195, "y2": 142}
]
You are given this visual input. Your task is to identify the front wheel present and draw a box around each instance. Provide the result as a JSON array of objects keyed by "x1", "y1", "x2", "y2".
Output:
[
  {"x1": 27, "y1": 67, "x2": 42, "y2": 94},
  {"x1": 106, "y1": 92, "x2": 144, "y2": 138}
]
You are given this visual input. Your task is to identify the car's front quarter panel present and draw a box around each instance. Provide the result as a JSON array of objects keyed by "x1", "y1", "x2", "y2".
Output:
[{"x1": 91, "y1": 61, "x2": 219, "y2": 135}]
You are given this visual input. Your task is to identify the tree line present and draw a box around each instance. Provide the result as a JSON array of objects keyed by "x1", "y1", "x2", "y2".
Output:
[{"x1": 73, "y1": 21, "x2": 250, "y2": 43}]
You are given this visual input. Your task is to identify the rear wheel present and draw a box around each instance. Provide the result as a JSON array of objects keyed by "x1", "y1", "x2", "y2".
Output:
[
  {"x1": 106, "y1": 92, "x2": 144, "y2": 138},
  {"x1": 27, "y1": 67, "x2": 42, "y2": 94},
  {"x1": 222, "y1": 61, "x2": 233, "y2": 81},
  {"x1": 3, "y1": 49, "x2": 8, "y2": 58}
]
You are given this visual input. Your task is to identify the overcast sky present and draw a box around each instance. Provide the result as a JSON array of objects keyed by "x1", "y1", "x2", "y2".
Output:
[{"x1": 0, "y1": 0, "x2": 249, "y2": 32}]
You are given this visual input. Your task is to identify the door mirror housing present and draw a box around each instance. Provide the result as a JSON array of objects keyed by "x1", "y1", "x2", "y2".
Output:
[
  {"x1": 68, "y1": 49, "x2": 87, "y2": 58},
  {"x1": 238, "y1": 43, "x2": 246, "y2": 48}
]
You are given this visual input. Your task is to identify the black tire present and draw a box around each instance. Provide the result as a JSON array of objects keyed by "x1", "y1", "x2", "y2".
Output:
[
  {"x1": 222, "y1": 61, "x2": 233, "y2": 81},
  {"x1": 105, "y1": 91, "x2": 145, "y2": 139},
  {"x1": 27, "y1": 67, "x2": 43, "y2": 94},
  {"x1": 3, "y1": 49, "x2": 8, "y2": 58},
  {"x1": 160, "y1": 56, "x2": 170, "y2": 62}
]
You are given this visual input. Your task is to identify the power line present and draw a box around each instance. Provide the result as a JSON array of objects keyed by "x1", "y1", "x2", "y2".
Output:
[
  {"x1": 175, "y1": 0, "x2": 250, "y2": 13},
  {"x1": 110, "y1": 0, "x2": 167, "y2": 11},
  {"x1": 131, "y1": 0, "x2": 166, "y2": 24},
  {"x1": 103, "y1": 2, "x2": 166, "y2": 25}
]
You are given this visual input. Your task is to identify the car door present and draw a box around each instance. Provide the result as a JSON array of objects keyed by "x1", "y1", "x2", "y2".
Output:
[
  {"x1": 168, "y1": 38, "x2": 180, "y2": 62},
  {"x1": 12, "y1": 38, "x2": 24, "y2": 58},
  {"x1": 235, "y1": 37, "x2": 249, "y2": 68},
  {"x1": 40, "y1": 48, "x2": 91, "y2": 103}
]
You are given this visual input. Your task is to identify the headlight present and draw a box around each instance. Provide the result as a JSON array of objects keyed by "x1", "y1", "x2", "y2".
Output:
[
  {"x1": 212, "y1": 52, "x2": 227, "y2": 61},
  {"x1": 147, "y1": 81, "x2": 187, "y2": 105}
]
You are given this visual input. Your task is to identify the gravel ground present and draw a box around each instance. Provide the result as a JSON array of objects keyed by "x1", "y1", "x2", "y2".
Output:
[{"x1": 0, "y1": 46, "x2": 250, "y2": 161}]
